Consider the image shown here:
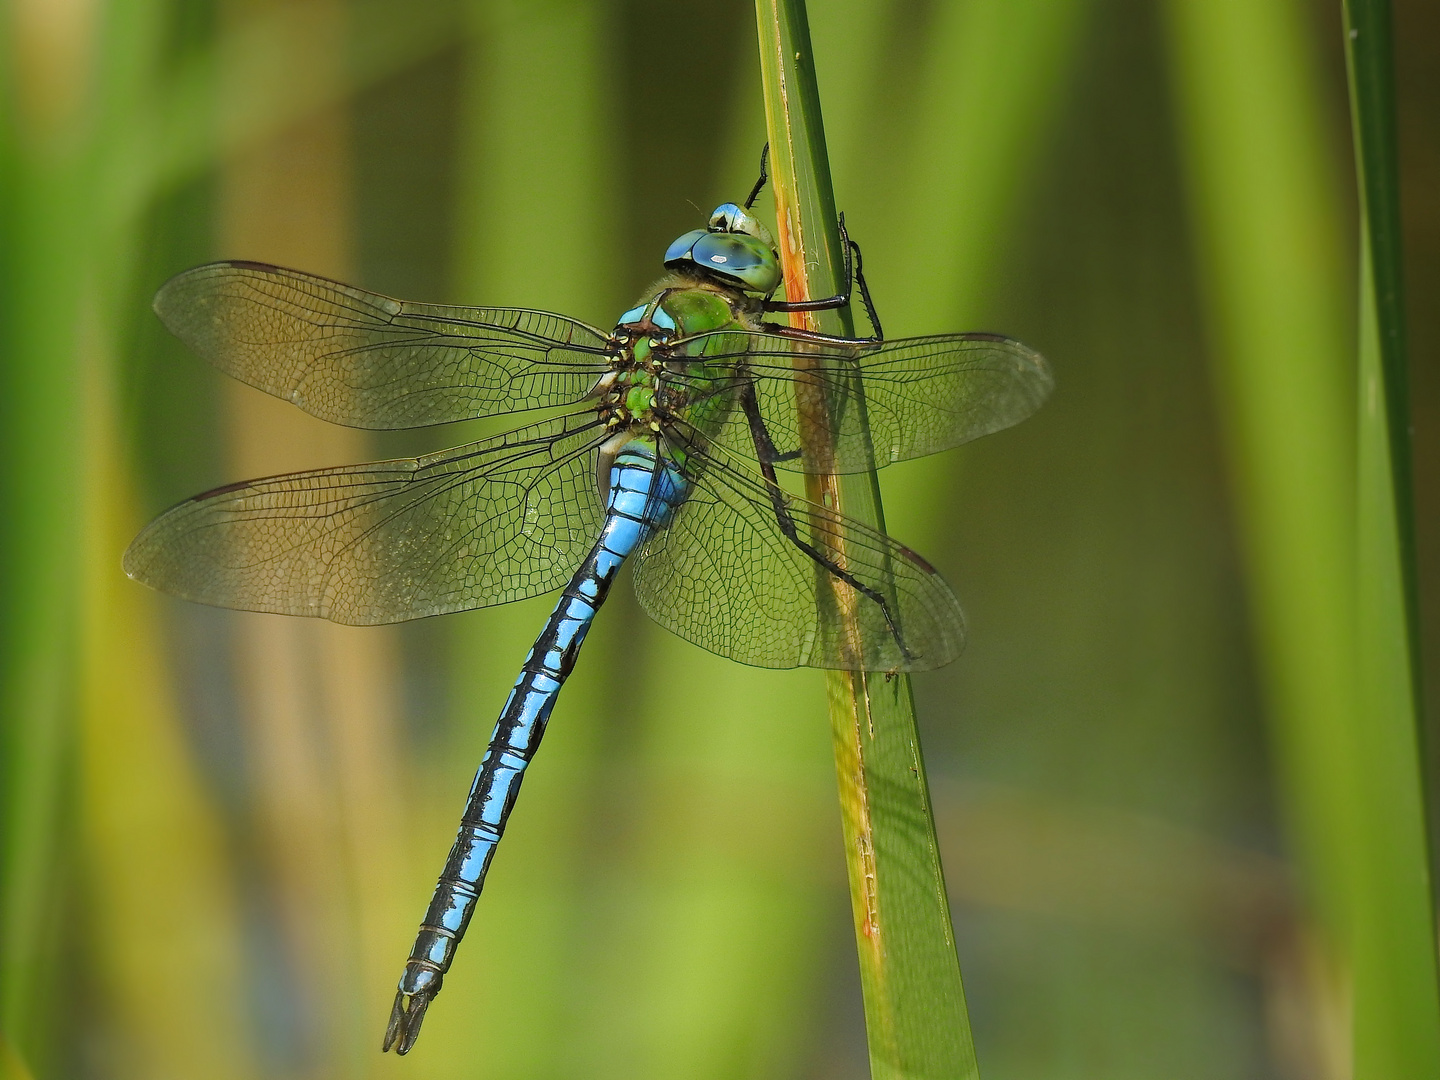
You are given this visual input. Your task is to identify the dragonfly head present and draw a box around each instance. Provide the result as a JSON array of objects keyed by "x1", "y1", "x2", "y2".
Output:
[{"x1": 663, "y1": 202, "x2": 781, "y2": 293}]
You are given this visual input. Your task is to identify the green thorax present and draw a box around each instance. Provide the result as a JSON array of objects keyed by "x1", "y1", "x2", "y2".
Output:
[{"x1": 596, "y1": 278, "x2": 758, "y2": 478}]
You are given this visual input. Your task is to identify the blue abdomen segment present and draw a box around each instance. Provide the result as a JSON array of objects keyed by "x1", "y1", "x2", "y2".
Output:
[{"x1": 384, "y1": 441, "x2": 686, "y2": 1053}]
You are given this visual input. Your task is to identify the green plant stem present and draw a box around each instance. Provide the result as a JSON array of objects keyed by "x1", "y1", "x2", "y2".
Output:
[
  {"x1": 0, "y1": 14, "x2": 89, "y2": 1074},
  {"x1": 1162, "y1": 0, "x2": 1357, "y2": 1028},
  {"x1": 1343, "y1": 1, "x2": 1440, "y2": 1075},
  {"x1": 754, "y1": 3, "x2": 977, "y2": 1077}
]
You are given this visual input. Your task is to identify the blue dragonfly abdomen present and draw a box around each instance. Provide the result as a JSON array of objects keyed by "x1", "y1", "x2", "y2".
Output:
[{"x1": 384, "y1": 439, "x2": 687, "y2": 1053}]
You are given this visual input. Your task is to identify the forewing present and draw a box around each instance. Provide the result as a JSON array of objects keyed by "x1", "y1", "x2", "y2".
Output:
[
  {"x1": 154, "y1": 261, "x2": 614, "y2": 429},
  {"x1": 632, "y1": 441, "x2": 964, "y2": 672},
  {"x1": 672, "y1": 330, "x2": 1052, "y2": 471},
  {"x1": 123, "y1": 415, "x2": 608, "y2": 624}
]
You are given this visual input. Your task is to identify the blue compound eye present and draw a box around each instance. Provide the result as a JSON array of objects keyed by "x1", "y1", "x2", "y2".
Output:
[
  {"x1": 663, "y1": 224, "x2": 780, "y2": 293},
  {"x1": 692, "y1": 233, "x2": 759, "y2": 271},
  {"x1": 664, "y1": 230, "x2": 706, "y2": 265},
  {"x1": 690, "y1": 233, "x2": 781, "y2": 292}
]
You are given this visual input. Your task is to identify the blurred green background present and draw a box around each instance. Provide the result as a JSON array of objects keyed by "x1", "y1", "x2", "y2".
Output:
[{"x1": 1, "y1": 0, "x2": 1437, "y2": 1077}]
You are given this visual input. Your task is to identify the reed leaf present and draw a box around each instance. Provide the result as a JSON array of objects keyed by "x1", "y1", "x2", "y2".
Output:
[
  {"x1": 755, "y1": 2, "x2": 978, "y2": 1077},
  {"x1": 1162, "y1": 0, "x2": 1356, "y2": 954},
  {"x1": 1343, "y1": 0, "x2": 1440, "y2": 1073},
  {"x1": 0, "y1": 7, "x2": 87, "y2": 1070}
]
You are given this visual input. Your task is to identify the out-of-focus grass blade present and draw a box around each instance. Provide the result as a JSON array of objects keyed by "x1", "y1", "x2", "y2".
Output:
[
  {"x1": 83, "y1": 362, "x2": 255, "y2": 1080},
  {"x1": 1161, "y1": 0, "x2": 1354, "y2": 952},
  {"x1": 756, "y1": 2, "x2": 978, "y2": 1077},
  {"x1": 3, "y1": 0, "x2": 262, "y2": 1074},
  {"x1": 140, "y1": 0, "x2": 466, "y2": 210},
  {"x1": 89, "y1": 0, "x2": 259, "y2": 1075},
  {"x1": 815, "y1": 0, "x2": 1091, "y2": 565},
  {"x1": 1162, "y1": 1, "x2": 1357, "y2": 1067},
  {"x1": 1166, "y1": 0, "x2": 1440, "y2": 1071},
  {"x1": 1342, "y1": 0, "x2": 1440, "y2": 1074},
  {"x1": 0, "y1": 1029, "x2": 36, "y2": 1080},
  {"x1": 580, "y1": 649, "x2": 834, "y2": 1080},
  {"x1": 0, "y1": 3, "x2": 88, "y2": 1070},
  {"x1": 212, "y1": 0, "x2": 415, "y2": 1068},
  {"x1": 856, "y1": 0, "x2": 1091, "y2": 327}
]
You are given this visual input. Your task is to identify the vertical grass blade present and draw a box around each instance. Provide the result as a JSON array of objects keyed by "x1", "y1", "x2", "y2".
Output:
[
  {"x1": 815, "y1": 0, "x2": 1089, "y2": 576},
  {"x1": 755, "y1": 3, "x2": 977, "y2": 1077},
  {"x1": 0, "y1": 1, "x2": 91, "y2": 1070},
  {"x1": 0, "y1": 1031, "x2": 35, "y2": 1080},
  {"x1": 84, "y1": 341, "x2": 256, "y2": 1080},
  {"x1": 80, "y1": 2, "x2": 262, "y2": 1074},
  {"x1": 213, "y1": 2, "x2": 417, "y2": 1067},
  {"x1": 1163, "y1": 0, "x2": 1355, "y2": 965},
  {"x1": 4, "y1": 0, "x2": 268, "y2": 1073},
  {"x1": 856, "y1": 0, "x2": 1091, "y2": 330},
  {"x1": 1167, "y1": 0, "x2": 1440, "y2": 1071},
  {"x1": 1342, "y1": 1, "x2": 1440, "y2": 1074}
]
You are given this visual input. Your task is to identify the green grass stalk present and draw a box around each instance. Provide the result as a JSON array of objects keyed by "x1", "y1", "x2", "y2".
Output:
[
  {"x1": 820, "y1": 0, "x2": 1087, "y2": 572},
  {"x1": 1162, "y1": 3, "x2": 1380, "y2": 1074},
  {"x1": 3, "y1": 1, "x2": 260, "y2": 1073},
  {"x1": 1342, "y1": 1, "x2": 1440, "y2": 1074},
  {"x1": 83, "y1": 2, "x2": 257, "y2": 1075},
  {"x1": 754, "y1": 3, "x2": 978, "y2": 1077},
  {"x1": 0, "y1": 5, "x2": 92, "y2": 1071},
  {"x1": 1163, "y1": 0, "x2": 1356, "y2": 1028}
]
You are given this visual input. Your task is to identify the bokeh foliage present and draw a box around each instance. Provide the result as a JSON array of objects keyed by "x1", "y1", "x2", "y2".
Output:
[{"x1": 1, "y1": 0, "x2": 1436, "y2": 1078}]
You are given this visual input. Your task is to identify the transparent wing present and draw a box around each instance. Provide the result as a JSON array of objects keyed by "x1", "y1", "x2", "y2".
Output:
[
  {"x1": 669, "y1": 330, "x2": 1052, "y2": 472},
  {"x1": 633, "y1": 439, "x2": 965, "y2": 672},
  {"x1": 123, "y1": 414, "x2": 608, "y2": 624},
  {"x1": 154, "y1": 261, "x2": 615, "y2": 429}
]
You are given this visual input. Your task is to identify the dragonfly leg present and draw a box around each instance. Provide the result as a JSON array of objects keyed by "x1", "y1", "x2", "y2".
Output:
[
  {"x1": 848, "y1": 225, "x2": 884, "y2": 340},
  {"x1": 743, "y1": 142, "x2": 770, "y2": 210},
  {"x1": 738, "y1": 383, "x2": 914, "y2": 665},
  {"x1": 760, "y1": 213, "x2": 885, "y2": 341}
]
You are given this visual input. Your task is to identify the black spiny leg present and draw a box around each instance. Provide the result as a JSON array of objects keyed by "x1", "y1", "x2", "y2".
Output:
[
  {"x1": 761, "y1": 213, "x2": 885, "y2": 342},
  {"x1": 744, "y1": 143, "x2": 770, "y2": 210},
  {"x1": 847, "y1": 224, "x2": 883, "y2": 340},
  {"x1": 738, "y1": 381, "x2": 913, "y2": 665}
]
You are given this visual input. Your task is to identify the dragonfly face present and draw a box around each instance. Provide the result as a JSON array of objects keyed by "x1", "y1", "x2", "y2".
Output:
[{"x1": 662, "y1": 201, "x2": 782, "y2": 293}]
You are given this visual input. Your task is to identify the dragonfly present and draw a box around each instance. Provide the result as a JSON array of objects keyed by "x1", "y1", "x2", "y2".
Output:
[{"x1": 124, "y1": 151, "x2": 1052, "y2": 1054}]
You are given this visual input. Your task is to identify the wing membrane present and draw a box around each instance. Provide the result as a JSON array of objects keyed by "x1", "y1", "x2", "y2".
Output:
[
  {"x1": 123, "y1": 414, "x2": 608, "y2": 624},
  {"x1": 154, "y1": 261, "x2": 614, "y2": 429},
  {"x1": 670, "y1": 330, "x2": 1052, "y2": 472},
  {"x1": 633, "y1": 439, "x2": 964, "y2": 671}
]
